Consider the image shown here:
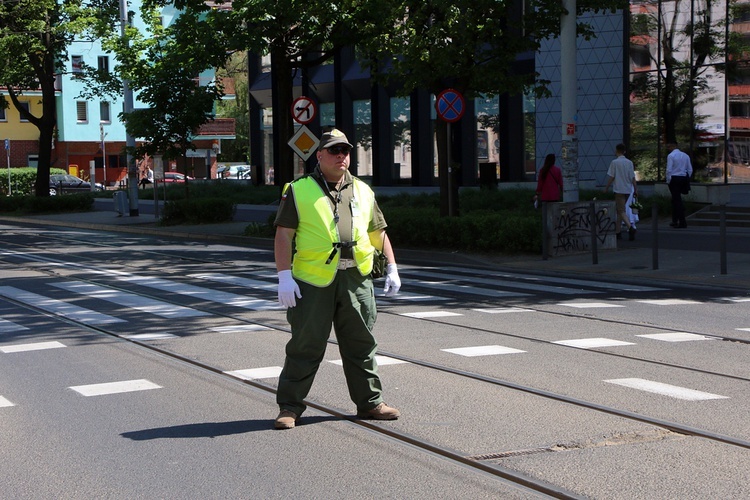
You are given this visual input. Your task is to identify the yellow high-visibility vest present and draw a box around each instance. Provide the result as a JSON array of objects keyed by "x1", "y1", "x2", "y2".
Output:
[{"x1": 285, "y1": 176, "x2": 376, "y2": 286}]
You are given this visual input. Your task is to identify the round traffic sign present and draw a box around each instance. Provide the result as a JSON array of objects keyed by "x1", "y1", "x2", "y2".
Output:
[
  {"x1": 435, "y1": 89, "x2": 465, "y2": 123},
  {"x1": 291, "y1": 96, "x2": 317, "y2": 125}
]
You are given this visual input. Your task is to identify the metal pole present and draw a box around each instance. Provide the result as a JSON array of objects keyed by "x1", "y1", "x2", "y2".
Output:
[
  {"x1": 589, "y1": 201, "x2": 598, "y2": 265},
  {"x1": 542, "y1": 202, "x2": 549, "y2": 260},
  {"x1": 5, "y1": 138, "x2": 10, "y2": 195},
  {"x1": 447, "y1": 122, "x2": 453, "y2": 216},
  {"x1": 652, "y1": 203, "x2": 659, "y2": 270},
  {"x1": 561, "y1": 0, "x2": 578, "y2": 202},
  {"x1": 720, "y1": 204, "x2": 727, "y2": 275},
  {"x1": 120, "y1": 0, "x2": 139, "y2": 216}
]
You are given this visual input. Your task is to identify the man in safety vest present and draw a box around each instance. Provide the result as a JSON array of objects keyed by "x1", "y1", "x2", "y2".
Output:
[{"x1": 273, "y1": 128, "x2": 401, "y2": 430}]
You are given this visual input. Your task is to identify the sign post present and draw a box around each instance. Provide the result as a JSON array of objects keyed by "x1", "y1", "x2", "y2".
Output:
[
  {"x1": 435, "y1": 89, "x2": 465, "y2": 217},
  {"x1": 4, "y1": 138, "x2": 10, "y2": 196}
]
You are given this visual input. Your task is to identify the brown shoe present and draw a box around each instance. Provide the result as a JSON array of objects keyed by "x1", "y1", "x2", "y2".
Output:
[
  {"x1": 357, "y1": 402, "x2": 400, "y2": 420},
  {"x1": 274, "y1": 409, "x2": 298, "y2": 429}
]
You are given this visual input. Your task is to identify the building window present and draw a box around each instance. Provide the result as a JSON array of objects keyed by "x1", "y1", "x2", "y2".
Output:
[
  {"x1": 76, "y1": 101, "x2": 88, "y2": 123},
  {"x1": 27, "y1": 155, "x2": 39, "y2": 168},
  {"x1": 18, "y1": 102, "x2": 30, "y2": 122},
  {"x1": 72, "y1": 55, "x2": 83, "y2": 75},
  {"x1": 100, "y1": 101, "x2": 111, "y2": 123},
  {"x1": 97, "y1": 56, "x2": 109, "y2": 74},
  {"x1": 0, "y1": 105, "x2": 5, "y2": 122}
]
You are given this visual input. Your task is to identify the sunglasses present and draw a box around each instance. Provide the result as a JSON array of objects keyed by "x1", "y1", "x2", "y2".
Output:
[{"x1": 326, "y1": 146, "x2": 351, "y2": 156}]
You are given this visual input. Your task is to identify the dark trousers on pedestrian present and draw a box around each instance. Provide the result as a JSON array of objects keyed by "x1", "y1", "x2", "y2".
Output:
[
  {"x1": 276, "y1": 268, "x2": 383, "y2": 416},
  {"x1": 668, "y1": 176, "x2": 689, "y2": 226}
]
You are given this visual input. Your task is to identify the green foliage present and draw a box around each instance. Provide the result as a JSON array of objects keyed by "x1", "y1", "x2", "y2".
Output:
[
  {"x1": 0, "y1": 192, "x2": 94, "y2": 214},
  {"x1": 157, "y1": 181, "x2": 281, "y2": 205},
  {"x1": 0, "y1": 1, "x2": 114, "y2": 195},
  {"x1": 0, "y1": 167, "x2": 67, "y2": 196},
  {"x1": 160, "y1": 197, "x2": 237, "y2": 225}
]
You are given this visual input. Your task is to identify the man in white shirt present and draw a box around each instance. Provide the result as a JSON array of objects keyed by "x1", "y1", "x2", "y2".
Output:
[
  {"x1": 603, "y1": 143, "x2": 638, "y2": 241},
  {"x1": 666, "y1": 142, "x2": 693, "y2": 228}
]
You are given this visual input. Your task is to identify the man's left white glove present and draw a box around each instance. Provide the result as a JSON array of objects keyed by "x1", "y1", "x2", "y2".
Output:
[
  {"x1": 383, "y1": 263, "x2": 401, "y2": 297},
  {"x1": 277, "y1": 270, "x2": 301, "y2": 307}
]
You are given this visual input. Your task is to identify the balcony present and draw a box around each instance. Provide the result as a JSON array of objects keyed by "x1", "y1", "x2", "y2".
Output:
[
  {"x1": 195, "y1": 118, "x2": 235, "y2": 138},
  {"x1": 730, "y1": 116, "x2": 750, "y2": 129},
  {"x1": 729, "y1": 84, "x2": 750, "y2": 97}
]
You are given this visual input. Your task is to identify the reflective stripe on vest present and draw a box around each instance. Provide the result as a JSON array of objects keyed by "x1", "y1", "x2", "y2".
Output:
[{"x1": 289, "y1": 176, "x2": 376, "y2": 286}]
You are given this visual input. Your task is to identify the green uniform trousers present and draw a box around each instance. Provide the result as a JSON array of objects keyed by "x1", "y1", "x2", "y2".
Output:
[{"x1": 276, "y1": 267, "x2": 383, "y2": 416}]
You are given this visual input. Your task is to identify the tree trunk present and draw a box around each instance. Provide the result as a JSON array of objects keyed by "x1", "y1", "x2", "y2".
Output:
[{"x1": 271, "y1": 48, "x2": 296, "y2": 188}]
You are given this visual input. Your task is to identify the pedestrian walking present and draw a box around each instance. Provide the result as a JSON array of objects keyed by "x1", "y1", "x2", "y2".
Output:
[
  {"x1": 533, "y1": 153, "x2": 563, "y2": 205},
  {"x1": 273, "y1": 128, "x2": 401, "y2": 430},
  {"x1": 666, "y1": 142, "x2": 693, "y2": 228},
  {"x1": 603, "y1": 143, "x2": 638, "y2": 241}
]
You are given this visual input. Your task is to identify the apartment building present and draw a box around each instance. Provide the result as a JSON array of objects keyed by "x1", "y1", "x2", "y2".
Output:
[{"x1": 0, "y1": 0, "x2": 234, "y2": 185}]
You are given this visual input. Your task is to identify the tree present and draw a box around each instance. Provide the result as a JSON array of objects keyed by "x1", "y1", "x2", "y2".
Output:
[
  {"x1": 0, "y1": 0, "x2": 115, "y2": 197},
  {"x1": 125, "y1": 0, "x2": 370, "y2": 188},
  {"x1": 82, "y1": 1, "x2": 227, "y2": 164},
  {"x1": 357, "y1": 0, "x2": 619, "y2": 216},
  {"x1": 630, "y1": 0, "x2": 741, "y2": 147}
]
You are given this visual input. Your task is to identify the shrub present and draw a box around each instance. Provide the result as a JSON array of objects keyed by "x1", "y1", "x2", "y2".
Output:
[
  {"x1": 160, "y1": 197, "x2": 236, "y2": 225},
  {"x1": 0, "y1": 192, "x2": 94, "y2": 213}
]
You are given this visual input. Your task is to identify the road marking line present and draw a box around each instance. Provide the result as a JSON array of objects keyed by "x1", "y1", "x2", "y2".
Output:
[
  {"x1": 637, "y1": 299, "x2": 701, "y2": 305},
  {"x1": 116, "y1": 276, "x2": 281, "y2": 311},
  {"x1": 553, "y1": 338, "x2": 635, "y2": 349},
  {"x1": 122, "y1": 333, "x2": 178, "y2": 341},
  {"x1": 329, "y1": 355, "x2": 409, "y2": 366},
  {"x1": 225, "y1": 366, "x2": 283, "y2": 380},
  {"x1": 636, "y1": 332, "x2": 717, "y2": 342},
  {"x1": 0, "y1": 286, "x2": 125, "y2": 324},
  {"x1": 400, "y1": 311, "x2": 463, "y2": 318},
  {"x1": 0, "y1": 341, "x2": 66, "y2": 353},
  {"x1": 736, "y1": 328, "x2": 750, "y2": 332},
  {"x1": 605, "y1": 378, "x2": 729, "y2": 401},
  {"x1": 472, "y1": 307, "x2": 534, "y2": 314},
  {"x1": 69, "y1": 379, "x2": 162, "y2": 397},
  {"x1": 0, "y1": 318, "x2": 29, "y2": 333},
  {"x1": 441, "y1": 345, "x2": 526, "y2": 357},
  {"x1": 210, "y1": 324, "x2": 271, "y2": 333},
  {"x1": 0, "y1": 396, "x2": 14, "y2": 407},
  {"x1": 558, "y1": 302, "x2": 625, "y2": 308},
  {"x1": 52, "y1": 281, "x2": 210, "y2": 318}
]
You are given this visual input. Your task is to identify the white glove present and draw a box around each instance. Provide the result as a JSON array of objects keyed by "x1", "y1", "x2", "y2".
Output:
[
  {"x1": 278, "y1": 270, "x2": 301, "y2": 307},
  {"x1": 383, "y1": 263, "x2": 401, "y2": 297}
]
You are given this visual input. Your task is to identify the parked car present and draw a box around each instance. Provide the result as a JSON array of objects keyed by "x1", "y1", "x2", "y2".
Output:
[
  {"x1": 49, "y1": 174, "x2": 104, "y2": 196},
  {"x1": 162, "y1": 172, "x2": 193, "y2": 183},
  {"x1": 217, "y1": 164, "x2": 251, "y2": 180}
]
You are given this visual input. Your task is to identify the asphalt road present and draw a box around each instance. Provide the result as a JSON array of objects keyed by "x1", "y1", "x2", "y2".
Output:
[{"x1": 1, "y1": 220, "x2": 749, "y2": 498}]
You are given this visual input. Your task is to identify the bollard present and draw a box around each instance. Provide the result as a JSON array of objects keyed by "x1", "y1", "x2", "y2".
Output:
[
  {"x1": 542, "y1": 202, "x2": 549, "y2": 261},
  {"x1": 589, "y1": 201, "x2": 598, "y2": 265},
  {"x1": 651, "y1": 203, "x2": 659, "y2": 270},
  {"x1": 720, "y1": 204, "x2": 727, "y2": 275}
]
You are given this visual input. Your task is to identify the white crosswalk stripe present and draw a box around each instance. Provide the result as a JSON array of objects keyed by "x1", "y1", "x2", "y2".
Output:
[
  {"x1": 0, "y1": 286, "x2": 125, "y2": 325},
  {"x1": 0, "y1": 341, "x2": 66, "y2": 353},
  {"x1": 605, "y1": 378, "x2": 729, "y2": 401},
  {"x1": 52, "y1": 281, "x2": 210, "y2": 318}
]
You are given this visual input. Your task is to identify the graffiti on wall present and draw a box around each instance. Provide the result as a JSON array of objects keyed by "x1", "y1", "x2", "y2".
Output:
[{"x1": 550, "y1": 202, "x2": 616, "y2": 255}]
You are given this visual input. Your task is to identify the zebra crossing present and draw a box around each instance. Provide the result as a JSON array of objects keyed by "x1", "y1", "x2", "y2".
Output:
[
  {"x1": 0, "y1": 264, "x2": 746, "y2": 333},
  {"x1": 1, "y1": 263, "x2": 745, "y2": 413}
]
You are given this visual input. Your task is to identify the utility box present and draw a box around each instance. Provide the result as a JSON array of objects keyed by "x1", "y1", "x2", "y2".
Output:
[{"x1": 113, "y1": 191, "x2": 129, "y2": 216}]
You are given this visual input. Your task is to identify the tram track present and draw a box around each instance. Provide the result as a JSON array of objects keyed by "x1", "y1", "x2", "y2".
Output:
[{"x1": 2, "y1": 236, "x2": 750, "y2": 449}]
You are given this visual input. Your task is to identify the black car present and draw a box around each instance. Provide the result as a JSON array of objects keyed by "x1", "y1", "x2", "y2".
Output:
[{"x1": 49, "y1": 174, "x2": 104, "y2": 196}]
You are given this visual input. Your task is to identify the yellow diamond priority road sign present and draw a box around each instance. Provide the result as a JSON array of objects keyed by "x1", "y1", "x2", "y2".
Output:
[{"x1": 288, "y1": 126, "x2": 319, "y2": 161}]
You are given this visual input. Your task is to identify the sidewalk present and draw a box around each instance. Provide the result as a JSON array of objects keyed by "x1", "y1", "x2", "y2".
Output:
[{"x1": 2, "y1": 201, "x2": 750, "y2": 291}]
